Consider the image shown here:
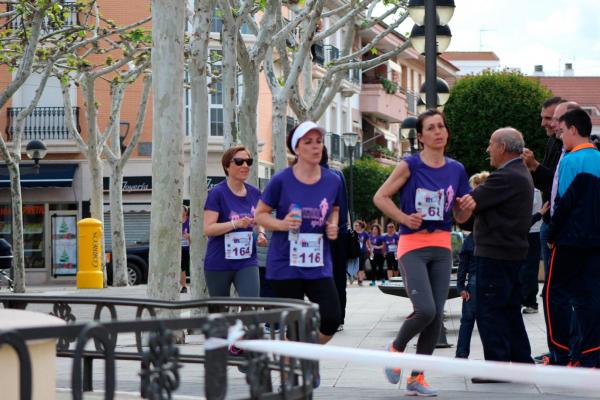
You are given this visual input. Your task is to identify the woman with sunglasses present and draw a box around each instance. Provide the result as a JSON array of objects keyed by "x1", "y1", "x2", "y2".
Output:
[
  {"x1": 203, "y1": 145, "x2": 265, "y2": 297},
  {"x1": 373, "y1": 109, "x2": 475, "y2": 396},
  {"x1": 255, "y1": 121, "x2": 344, "y2": 345}
]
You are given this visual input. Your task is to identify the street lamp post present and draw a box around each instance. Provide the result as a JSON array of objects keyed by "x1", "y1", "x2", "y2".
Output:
[
  {"x1": 25, "y1": 139, "x2": 48, "y2": 173},
  {"x1": 342, "y1": 132, "x2": 359, "y2": 223},
  {"x1": 408, "y1": 0, "x2": 455, "y2": 109},
  {"x1": 400, "y1": 116, "x2": 418, "y2": 155}
]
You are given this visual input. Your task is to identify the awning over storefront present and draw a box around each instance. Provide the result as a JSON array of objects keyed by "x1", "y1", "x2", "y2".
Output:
[{"x1": 0, "y1": 164, "x2": 78, "y2": 188}]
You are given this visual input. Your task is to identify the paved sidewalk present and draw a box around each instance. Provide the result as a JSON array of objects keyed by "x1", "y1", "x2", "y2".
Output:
[{"x1": 17, "y1": 282, "x2": 600, "y2": 399}]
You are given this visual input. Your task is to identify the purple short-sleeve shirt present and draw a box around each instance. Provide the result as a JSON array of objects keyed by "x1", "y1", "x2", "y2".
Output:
[
  {"x1": 398, "y1": 154, "x2": 471, "y2": 234},
  {"x1": 203, "y1": 181, "x2": 261, "y2": 271},
  {"x1": 261, "y1": 167, "x2": 342, "y2": 280}
]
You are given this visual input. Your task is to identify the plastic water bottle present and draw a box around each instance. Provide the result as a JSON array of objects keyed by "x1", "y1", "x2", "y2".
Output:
[{"x1": 288, "y1": 203, "x2": 302, "y2": 242}]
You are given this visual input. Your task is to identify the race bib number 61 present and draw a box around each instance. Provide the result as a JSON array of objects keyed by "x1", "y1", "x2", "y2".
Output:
[{"x1": 415, "y1": 188, "x2": 445, "y2": 221}]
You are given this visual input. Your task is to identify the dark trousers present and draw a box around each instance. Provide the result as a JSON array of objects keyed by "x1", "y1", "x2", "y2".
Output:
[
  {"x1": 520, "y1": 232, "x2": 541, "y2": 308},
  {"x1": 456, "y1": 278, "x2": 477, "y2": 358},
  {"x1": 546, "y1": 245, "x2": 600, "y2": 367},
  {"x1": 369, "y1": 253, "x2": 386, "y2": 281},
  {"x1": 331, "y1": 235, "x2": 348, "y2": 325},
  {"x1": 475, "y1": 256, "x2": 533, "y2": 363}
]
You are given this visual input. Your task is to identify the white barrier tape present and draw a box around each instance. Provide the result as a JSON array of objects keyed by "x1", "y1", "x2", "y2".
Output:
[
  {"x1": 200, "y1": 321, "x2": 600, "y2": 392},
  {"x1": 203, "y1": 320, "x2": 245, "y2": 350},
  {"x1": 234, "y1": 339, "x2": 600, "y2": 391}
]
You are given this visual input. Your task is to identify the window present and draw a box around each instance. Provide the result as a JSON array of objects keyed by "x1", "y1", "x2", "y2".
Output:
[
  {"x1": 210, "y1": 108, "x2": 224, "y2": 137},
  {"x1": 184, "y1": 50, "x2": 223, "y2": 137}
]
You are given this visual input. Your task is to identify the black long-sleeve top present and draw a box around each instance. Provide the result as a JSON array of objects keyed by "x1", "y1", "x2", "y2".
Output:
[{"x1": 531, "y1": 136, "x2": 563, "y2": 224}]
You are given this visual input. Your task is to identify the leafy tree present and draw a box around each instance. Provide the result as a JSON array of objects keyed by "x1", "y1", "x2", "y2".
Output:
[
  {"x1": 444, "y1": 70, "x2": 553, "y2": 175},
  {"x1": 343, "y1": 156, "x2": 392, "y2": 222}
]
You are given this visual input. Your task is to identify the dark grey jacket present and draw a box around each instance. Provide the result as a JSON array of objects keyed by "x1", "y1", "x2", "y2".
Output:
[{"x1": 471, "y1": 158, "x2": 534, "y2": 261}]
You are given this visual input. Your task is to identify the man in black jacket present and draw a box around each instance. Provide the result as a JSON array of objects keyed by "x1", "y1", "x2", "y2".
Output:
[
  {"x1": 466, "y1": 127, "x2": 534, "y2": 365},
  {"x1": 522, "y1": 96, "x2": 563, "y2": 275}
]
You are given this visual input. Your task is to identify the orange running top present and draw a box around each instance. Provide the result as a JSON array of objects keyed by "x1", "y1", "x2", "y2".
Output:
[{"x1": 396, "y1": 231, "x2": 452, "y2": 259}]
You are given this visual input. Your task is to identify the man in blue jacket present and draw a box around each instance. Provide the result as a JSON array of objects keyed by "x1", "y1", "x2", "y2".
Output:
[{"x1": 547, "y1": 108, "x2": 600, "y2": 368}]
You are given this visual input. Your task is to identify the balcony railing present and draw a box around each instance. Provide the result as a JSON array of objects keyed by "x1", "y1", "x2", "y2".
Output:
[
  {"x1": 7, "y1": 2, "x2": 80, "y2": 31},
  {"x1": 324, "y1": 45, "x2": 339, "y2": 64},
  {"x1": 311, "y1": 43, "x2": 325, "y2": 66},
  {"x1": 6, "y1": 107, "x2": 80, "y2": 141}
]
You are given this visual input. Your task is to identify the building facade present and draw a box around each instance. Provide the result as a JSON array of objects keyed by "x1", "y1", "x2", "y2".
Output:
[{"x1": 0, "y1": 1, "x2": 457, "y2": 284}]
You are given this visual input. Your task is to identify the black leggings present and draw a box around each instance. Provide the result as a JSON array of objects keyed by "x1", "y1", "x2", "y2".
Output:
[
  {"x1": 268, "y1": 278, "x2": 341, "y2": 336},
  {"x1": 370, "y1": 253, "x2": 386, "y2": 280}
]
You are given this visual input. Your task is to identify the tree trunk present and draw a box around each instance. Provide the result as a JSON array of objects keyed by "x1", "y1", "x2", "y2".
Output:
[
  {"x1": 147, "y1": 0, "x2": 186, "y2": 308},
  {"x1": 188, "y1": 0, "x2": 213, "y2": 303},
  {"x1": 272, "y1": 96, "x2": 289, "y2": 171},
  {"x1": 239, "y1": 66, "x2": 260, "y2": 185},
  {"x1": 221, "y1": 24, "x2": 238, "y2": 148},
  {"x1": 8, "y1": 163, "x2": 25, "y2": 293},
  {"x1": 109, "y1": 163, "x2": 128, "y2": 286}
]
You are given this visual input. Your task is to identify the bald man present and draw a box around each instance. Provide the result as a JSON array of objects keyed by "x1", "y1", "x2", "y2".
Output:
[{"x1": 464, "y1": 128, "x2": 535, "y2": 372}]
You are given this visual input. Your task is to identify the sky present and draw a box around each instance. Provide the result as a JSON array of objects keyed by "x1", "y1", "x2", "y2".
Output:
[{"x1": 398, "y1": 0, "x2": 600, "y2": 76}]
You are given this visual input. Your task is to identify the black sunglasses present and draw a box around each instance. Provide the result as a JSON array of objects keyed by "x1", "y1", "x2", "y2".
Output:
[{"x1": 231, "y1": 157, "x2": 254, "y2": 166}]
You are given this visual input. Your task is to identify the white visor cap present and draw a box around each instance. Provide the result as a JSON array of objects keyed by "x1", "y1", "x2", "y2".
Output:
[{"x1": 290, "y1": 121, "x2": 326, "y2": 153}]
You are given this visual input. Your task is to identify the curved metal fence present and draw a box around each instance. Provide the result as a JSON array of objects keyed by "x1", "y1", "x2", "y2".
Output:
[{"x1": 0, "y1": 295, "x2": 321, "y2": 400}]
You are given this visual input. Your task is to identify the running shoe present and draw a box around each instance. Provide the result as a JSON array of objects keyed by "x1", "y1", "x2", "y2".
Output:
[
  {"x1": 406, "y1": 373, "x2": 438, "y2": 397},
  {"x1": 180, "y1": 286, "x2": 187, "y2": 294},
  {"x1": 534, "y1": 352, "x2": 551, "y2": 364},
  {"x1": 384, "y1": 340, "x2": 402, "y2": 384},
  {"x1": 369, "y1": 280, "x2": 376, "y2": 286}
]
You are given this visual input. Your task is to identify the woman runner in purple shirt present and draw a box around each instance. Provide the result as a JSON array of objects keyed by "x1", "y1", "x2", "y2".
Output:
[
  {"x1": 255, "y1": 121, "x2": 343, "y2": 345},
  {"x1": 203, "y1": 146, "x2": 266, "y2": 297},
  {"x1": 373, "y1": 109, "x2": 475, "y2": 396}
]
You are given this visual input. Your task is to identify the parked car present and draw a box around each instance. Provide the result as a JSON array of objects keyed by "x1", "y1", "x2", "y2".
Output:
[{"x1": 106, "y1": 243, "x2": 149, "y2": 286}]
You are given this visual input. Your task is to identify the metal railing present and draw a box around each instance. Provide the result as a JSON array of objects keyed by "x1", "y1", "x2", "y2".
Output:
[
  {"x1": 311, "y1": 43, "x2": 325, "y2": 66},
  {"x1": 324, "y1": 45, "x2": 339, "y2": 64},
  {"x1": 6, "y1": 107, "x2": 79, "y2": 141},
  {"x1": 0, "y1": 295, "x2": 320, "y2": 400},
  {"x1": 7, "y1": 1, "x2": 80, "y2": 31}
]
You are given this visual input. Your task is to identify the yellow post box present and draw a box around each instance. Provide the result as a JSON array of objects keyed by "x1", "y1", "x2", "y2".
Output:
[{"x1": 76, "y1": 218, "x2": 104, "y2": 289}]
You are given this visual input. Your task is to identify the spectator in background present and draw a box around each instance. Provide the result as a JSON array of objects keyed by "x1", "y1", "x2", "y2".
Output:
[
  {"x1": 180, "y1": 205, "x2": 190, "y2": 294},
  {"x1": 455, "y1": 171, "x2": 489, "y2": 359},
  {"x1": 368, "y1": 224, "x2": 385, "y2": 286},
  {"x1": 520, "y1": 189, "x2": 548, "y2": 314},
  {"x1": 321, "y1": 147, "x2": 350, "y2": 332},
  {"x1": 354, "y1": 220, "x2": 369, "y2": 286},
  {"x1": 383, "y1": 222, "x2": 400, "y2": 280},
  {"x1": 547, "y1": 108, "x2": 600, "y2": 368},
  {"x1": 464, "y1": 127, "x2": 534, "y2": 373}
]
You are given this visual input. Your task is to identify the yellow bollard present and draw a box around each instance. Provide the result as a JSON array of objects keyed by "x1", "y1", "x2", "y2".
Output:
[{"x1": 76, "y1": 218, "x2": 104, "y2": 289}]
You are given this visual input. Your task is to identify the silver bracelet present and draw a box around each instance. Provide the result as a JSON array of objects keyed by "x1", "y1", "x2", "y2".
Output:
[{"x1": 230, "y1": 220, "x2": 236, "y2": 230}]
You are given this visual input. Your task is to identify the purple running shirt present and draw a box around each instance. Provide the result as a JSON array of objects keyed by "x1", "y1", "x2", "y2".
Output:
[
  {"x1": 383, "y1": 233, "x2": 399, "y2": 254},
  {"x1": 398, "y1": 154, "x2": 470, "y2": 234},
  {"x1": 261, "y1": 166, "x2": 342, "y2": 280},
  {"x1": 204, "y1": 180, "x2": 261, "y2": 271}
]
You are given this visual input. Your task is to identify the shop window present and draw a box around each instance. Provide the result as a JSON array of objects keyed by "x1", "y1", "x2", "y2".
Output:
[{"x1": 0, "y1": 204, "x2": 45, "y2": 269}]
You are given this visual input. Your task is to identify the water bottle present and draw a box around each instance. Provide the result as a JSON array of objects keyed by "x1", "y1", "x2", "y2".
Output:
[{"x1": 288, "y1": 203, "x2": 302, "y2": 242}]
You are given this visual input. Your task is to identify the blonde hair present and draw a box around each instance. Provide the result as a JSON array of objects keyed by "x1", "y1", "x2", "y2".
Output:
[{"x1": 469, "y1": 171, "x2": 490, "y2": 189}]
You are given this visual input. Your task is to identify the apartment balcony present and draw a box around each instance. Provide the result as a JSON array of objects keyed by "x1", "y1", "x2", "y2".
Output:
[
  {"x1": 7, "y1": 1, "x2": 80, "y2": 30},
  {"x1": 6, "y1": 107, "x2": 80, "y2": 143},
  {"x1": 359, "y1": 83, "x2": 407, "y2": 123}
]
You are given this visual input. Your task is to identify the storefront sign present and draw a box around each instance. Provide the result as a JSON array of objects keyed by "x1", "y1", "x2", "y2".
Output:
[
  {"x1": 103, "y1": 176, "x2": 152, "y2": 193},
  {"x1": 207, "y1": 176, "x2": 225, "y2": 190}
]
